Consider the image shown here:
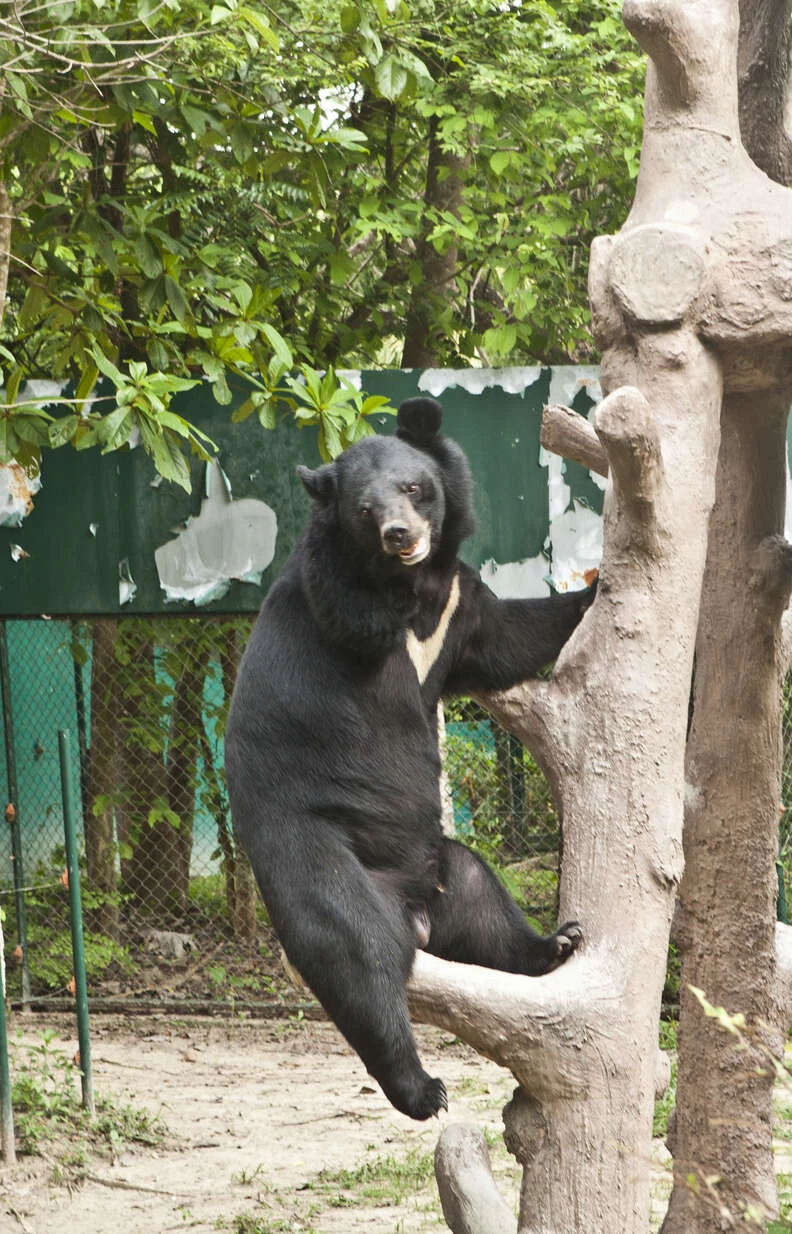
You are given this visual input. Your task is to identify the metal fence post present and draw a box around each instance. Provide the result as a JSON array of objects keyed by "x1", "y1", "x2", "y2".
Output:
[
  {"x1": 58, "y1": 728, "x2": 94, "y2": 1115},
  {"x1": 0, "y1": 621, "x2": 30, "y2": 1008},
  {"x1": 0, "y1": 909, "x2": 15, "y2": 1162}
]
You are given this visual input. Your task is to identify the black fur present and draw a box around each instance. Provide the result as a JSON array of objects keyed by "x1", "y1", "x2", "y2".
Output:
[{"x1": 225, "y1": 396, "x2": 594, "y2": 1120}]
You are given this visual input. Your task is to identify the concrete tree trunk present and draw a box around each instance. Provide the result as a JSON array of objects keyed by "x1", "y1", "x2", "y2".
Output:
[
  {"x1": 661, "y1": 2, "x2": 792, "y2": 1229},
  {"x1": 407, "y1": 2, "x2": 792, "y2": 1231}
]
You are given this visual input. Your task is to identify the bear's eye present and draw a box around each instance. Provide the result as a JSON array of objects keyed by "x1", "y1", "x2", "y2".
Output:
[
  {"x1": 359, "y1": 505, "x2": 371, "y2": 519},
  {"x1": 403, "y1": 482, "x2": 420, "y2": 496}
]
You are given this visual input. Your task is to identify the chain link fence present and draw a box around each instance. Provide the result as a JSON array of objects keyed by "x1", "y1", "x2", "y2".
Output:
[{"x1": 0, "y1": 616, "x2": 563, "y2": 1012}]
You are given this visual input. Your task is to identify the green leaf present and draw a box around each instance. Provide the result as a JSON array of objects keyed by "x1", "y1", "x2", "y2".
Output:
[
  {"x1": 17, "y1": 286, "x2": 47, "y2": 331},
  {"x1": 490, "y1": 150, "x2": 512, "y2": 176},
  {"x1": 49, "y1": 416, "x2": 78, "y2": 448},
  {"x1": 99, "y1": 406, "x2": 135, "y2": 452},
  {"x1": 233, "y1": 282, "x2": 253, "y2": 314},
  {"x1": 5, "y1": 366, "x2": 25, "y2": 407},
  {"x1": 375, "y1": 54, "x2": 409, "y2": 101},
  {"x1": 212, "y1": 371, "x2": 232, "y2": 406},
  {"x1": 164, "y1": 276, "x2": 188, "y2": 323},
  {"x1": 260, "y1": 324, "x2": 293, "y2": 372},
  {"x1": 257, "y1": 398, "x2": 278, "y2": 430},
  {"x1": 231, "y1": 396, "x2": 256, "y2": 423},
  {"x1": 14, "y1": 413, "x2": 52, "y2": 446},
  {"x1": 230, "y1": 121, "x2": 254, "y2": 165},
  {"x1": 132, "y1": 109, "x2": 158, "y2": 135},
  {"x1": 238, "y1": 6, "x2": 280, "y2": 51},
  {"x1": 91, "y1": 347, "x2": 124, "y2": 385},
  {"x1": 135, "y1": 235, "x2": 162, "y2": 278},
  {"x1": 319, "y1": 415, "x2": 343, "y2": 459},
  {"x1": 360, "y1": 395, "x2": 393, "y2": 416},
  {"x1": 340, "y1": 4, "x2": 360, "y2": 33}
]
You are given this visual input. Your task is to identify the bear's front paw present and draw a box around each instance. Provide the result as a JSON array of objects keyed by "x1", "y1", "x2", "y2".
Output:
[
  {"x1": 391, "y1": 1073, "x2": 448, "y2": 1121},
  {"x1": 544, "y1": 920, "x2": 583, "y2": 973},
  {"x1": 417, "y1": 1075, "x2": 449, "y2": 1121}
]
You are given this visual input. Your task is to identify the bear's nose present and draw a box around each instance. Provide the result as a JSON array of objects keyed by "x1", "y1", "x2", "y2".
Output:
[{"x1": 381, "y1": 522, "x2": 409, "y2": 550}]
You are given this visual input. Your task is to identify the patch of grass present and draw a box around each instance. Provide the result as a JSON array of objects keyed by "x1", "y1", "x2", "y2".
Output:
[
  {"x1": 776, "y1": 1172, "x2": 792, "y2": 1229},
  {"x1": 658, "y1": 1019, "x2": 677, "y2": 1052},
  {"x1": 312, "y1": 1146, "x2": 435, "y2": 1207},
  {"x1": 217, "y1": 1217, "x2": 316, "y2": 1233},
  {"x1": 653, "y1": 1055, "x2": 677, "y2": 1141},
  {"x1": 11, "y1": 1029, "x2": 167, "y2": 1176}
]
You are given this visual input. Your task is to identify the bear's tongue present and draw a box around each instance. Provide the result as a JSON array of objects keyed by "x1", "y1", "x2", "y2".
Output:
[{"x1": 399, "y1": 536, "x2": 426, "y2": 563}]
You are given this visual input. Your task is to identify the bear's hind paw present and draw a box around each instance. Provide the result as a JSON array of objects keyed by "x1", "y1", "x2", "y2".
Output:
[{"x1": 543, "y1": 920, "x2": 583, "y2": 973}]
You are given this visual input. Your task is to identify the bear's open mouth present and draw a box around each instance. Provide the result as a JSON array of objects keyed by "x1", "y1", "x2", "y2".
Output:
[{"x1": 399, "y1": 536, "x2": 429, "y2": 565}]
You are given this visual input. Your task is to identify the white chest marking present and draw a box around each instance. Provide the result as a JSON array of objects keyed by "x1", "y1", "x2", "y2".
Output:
[{"x1": 406, "y1": 573, "x2": 461, "y2": 685}]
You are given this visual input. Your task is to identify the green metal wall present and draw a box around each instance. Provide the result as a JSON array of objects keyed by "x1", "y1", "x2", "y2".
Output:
[{"x1": 0, "y1": 367, "x2": 603, "y2": 617}]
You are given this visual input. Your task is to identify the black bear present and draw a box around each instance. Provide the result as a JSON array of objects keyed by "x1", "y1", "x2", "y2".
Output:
[{"x1": 225, "y1": 396, "x2": 594, "y2": 1121}]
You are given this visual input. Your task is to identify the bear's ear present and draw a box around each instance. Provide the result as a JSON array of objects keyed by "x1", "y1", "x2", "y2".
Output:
[
  {"x1": 396, "y1": 397, "x2": 443, "y2": 445},
  {"x1": 297, "y1": 462, "x2": 336, "y2": 504}
]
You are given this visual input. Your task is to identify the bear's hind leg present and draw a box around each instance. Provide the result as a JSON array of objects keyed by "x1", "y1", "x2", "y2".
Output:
[
  {"x1": 426, "y1": 838, "x2": 582, "y2": 976},
  {"x1": 250, "y1": 831, "x2": 447, "y2": 1120}
]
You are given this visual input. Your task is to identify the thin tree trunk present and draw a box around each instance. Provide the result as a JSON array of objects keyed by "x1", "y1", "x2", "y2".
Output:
[
  {"x1": 0, "y1": 182, "x2": 11, "y2": 334},
  {"x1": 85, "y1": 619, "x2": 120, "y2": 938},
  {"x1": 117, "y1": 631, "x2": 178, "y2": 914},
  {"x1": 220, "y1": 631, "x2": 258, "y2": 939},
  {"x1": 401, "y1": 116, "x2": 469, "y2": 368},
  {"x1": 663, "y1": 396, "x2": 792, "y2": 1232},
  {"x1": 737, "y1": 0, "x2": 792, "y2": 183},
  {"x1": 661, "y1": 4, "x2": 792, "y2": 1228},
  {"x1": 164, "y1": 642, "x2": 210, "y2": 903}
]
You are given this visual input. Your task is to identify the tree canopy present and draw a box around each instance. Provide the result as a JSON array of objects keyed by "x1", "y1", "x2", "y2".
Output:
[{"x1": 0, "y1": 0, "x2": 645, "y2": 483}]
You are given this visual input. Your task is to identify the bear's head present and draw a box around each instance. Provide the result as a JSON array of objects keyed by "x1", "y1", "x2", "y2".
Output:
[
  {"x1": 298, "y1": 397, "x2": 474, "y2": 570},
  {"x1": 298, "y1": 432, "x2": 446, "y2": 570}
]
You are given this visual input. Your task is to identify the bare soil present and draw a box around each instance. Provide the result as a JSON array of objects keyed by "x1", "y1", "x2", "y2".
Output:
[{"x1": 1, "y1": 1011, "x2": 527, "y2": 1234}]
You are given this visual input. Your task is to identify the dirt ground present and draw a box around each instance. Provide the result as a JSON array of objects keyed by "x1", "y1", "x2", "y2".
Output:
[
  {"x1": 1, "y1": 1009, "x2": 677, "y2": 1234},
  {"x1": 1, "y1": 1011, "x2": 530, "y2": 1234}
]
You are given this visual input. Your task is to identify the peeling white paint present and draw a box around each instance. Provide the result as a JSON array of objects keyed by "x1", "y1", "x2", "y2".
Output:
[
  {"x1": 154, "y1": 459, "x2": 278, "y2": 605},
  {"x1": 547, "y1": 366, "x2": 602, "y2": 412},
  {"x1": 0, "y1": 463, "x2": 41, "y2": 527},
  {"x1": 480, "y1": 554, "x2": 551, "y2": 599},
  {"x1": 542, "y1": 451, "x2": 604, "y2": 590},
  {"x1": 418, "y1": 366, "x2": 546, "y2": 398},
  {"x1": 119, "y1": 558, "x2": 137, "y2": 606},
  {"x1": 447, "y1": 366, "x2": 606, "y2": 598},
  {"x1": 543, "y1": 368, "x2": 605, "y2": 590}
]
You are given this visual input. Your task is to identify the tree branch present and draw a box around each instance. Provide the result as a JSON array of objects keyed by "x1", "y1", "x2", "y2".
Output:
[
  {"x1": 434, "y1": 1122, "x2": 518, "y2": 1234},
  {"x1": 407, "y1": 948, "x2": 621, "y2": 1101},
  {"x1": 594, "y1": 385, "x2": 664, "y2": 558},
  {"x1": 622, "y1": 0, "x2": 740, "y2": 136},
  {"x1": 541, "y1": 404, "x2": 609, "y2": 477}
]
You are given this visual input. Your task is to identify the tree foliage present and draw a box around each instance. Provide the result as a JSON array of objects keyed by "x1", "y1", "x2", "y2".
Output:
[{"x1": 0, "y1": 0, "x2": 644, "y2": 482}]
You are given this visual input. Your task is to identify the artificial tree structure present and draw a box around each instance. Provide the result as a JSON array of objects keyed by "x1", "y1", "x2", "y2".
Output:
[{"x1": 408, "y1": 2, "x2": 792, "y2": 1231}]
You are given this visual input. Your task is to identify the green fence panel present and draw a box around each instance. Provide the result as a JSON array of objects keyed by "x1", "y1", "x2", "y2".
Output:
[{"x1": 0, "y1": 367, "x2": 603, "y2": 617}]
